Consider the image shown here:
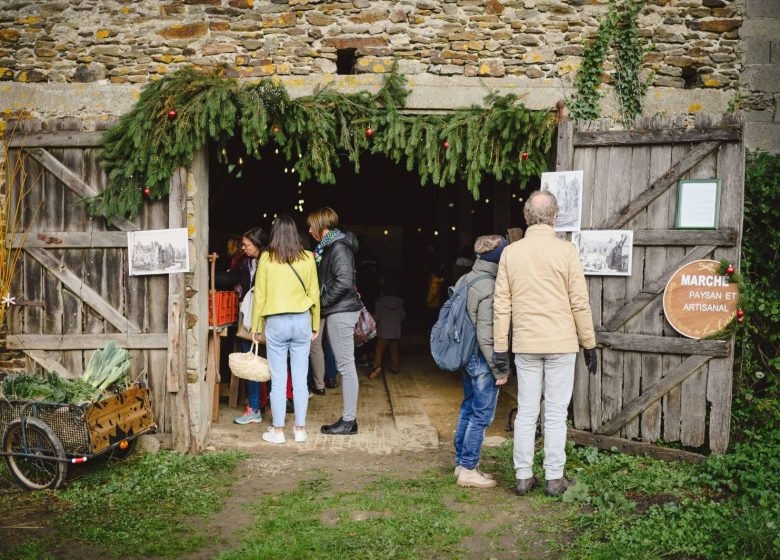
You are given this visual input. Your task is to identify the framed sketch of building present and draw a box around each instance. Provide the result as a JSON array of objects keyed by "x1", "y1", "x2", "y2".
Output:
[
  {"x1": 128, "y1": 228, "x2": 190, "y2": 276},
  {"x1": 572, "y1": 230, "x2": 633, "y2": 276},
  {"x1": 541, "y1": 170, "x2": 584, "y2": 232}
]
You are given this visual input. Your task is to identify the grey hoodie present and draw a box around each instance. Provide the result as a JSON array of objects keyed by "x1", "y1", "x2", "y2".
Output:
[{"x1": 463, "y1": 258, "x2": 505, "y2": 380}]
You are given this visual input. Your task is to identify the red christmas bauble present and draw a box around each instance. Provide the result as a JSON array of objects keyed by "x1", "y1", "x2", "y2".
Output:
[
  {"x1": 737, "y1": 309, "x2": 744, "y2": 318},
  {"x1": 273, "y1": 126, "x2": 280, "y2": 133},
  {"x1": 143, "y1": 187, "x2": 151, "y2": 196},
  {"x1": 726, "y1": 264, "x2": 735, "y2": 275},
  {"x1": 365, "y1": 127, "x2": 373, "y2": 138},
  {"x1": 167, "y1": 109, "x2": 177, "y2": 121},
  {"x1": 521, "y1": 151, "x2": 529, "y2": 160},
  {"x1": 442, "y1": 140, "x2": 449, "y2": 149}
]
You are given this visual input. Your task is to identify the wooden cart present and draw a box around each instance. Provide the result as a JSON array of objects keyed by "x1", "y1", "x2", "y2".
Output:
[{"x1": 0, "y1": 384, "x2": 156, "y2": 490}]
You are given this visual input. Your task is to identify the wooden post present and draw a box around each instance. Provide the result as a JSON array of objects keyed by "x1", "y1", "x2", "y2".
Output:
[{"x1": 168, "y1": 168, "x2": 193, "y2": 452}]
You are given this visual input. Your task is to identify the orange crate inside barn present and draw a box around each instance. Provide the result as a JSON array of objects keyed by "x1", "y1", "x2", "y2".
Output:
[{"x1": 208, "y1": 290, "x2": 238, "y2": 326}]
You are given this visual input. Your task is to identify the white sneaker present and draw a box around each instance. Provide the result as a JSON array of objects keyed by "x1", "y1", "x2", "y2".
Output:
[
  {"x1": 454, "y1": 465, "x2": 494, "y2": 480},
  {"x1": 457, "y1": 467, "x2": 497, "y2": 488},
  {"x1": 262, "y1": 427, "x2": 286, "y2": 444},
  {"x1": 294, "y1": 428, "x2": 308, "y2": 443}
]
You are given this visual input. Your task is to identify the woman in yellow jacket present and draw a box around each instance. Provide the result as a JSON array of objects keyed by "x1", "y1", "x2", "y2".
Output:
[{"x1": 252, "y1": 216, "x2": 320, "y2": 444}]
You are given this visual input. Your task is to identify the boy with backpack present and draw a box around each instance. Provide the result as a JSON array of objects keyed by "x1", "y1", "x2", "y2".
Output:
[{"x1": 449, "y1": 235, "x2": 508, "y2": 488}]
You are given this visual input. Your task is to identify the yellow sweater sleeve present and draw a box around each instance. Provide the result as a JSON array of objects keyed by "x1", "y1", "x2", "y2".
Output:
[
  {"x1": 307, "y1": 254, "x2": 321, "y2": 332},
  {"x1": 251, "y1": 255, "x2": 267, "y2": 334}
]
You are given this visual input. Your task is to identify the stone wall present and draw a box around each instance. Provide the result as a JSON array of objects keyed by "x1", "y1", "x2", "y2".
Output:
[
  {"x1": 0, "y1": 0, "x2": 744, "y2": 88},
  {"x1": 740, "y1": 0, "x2": 780, "y2": 152}
]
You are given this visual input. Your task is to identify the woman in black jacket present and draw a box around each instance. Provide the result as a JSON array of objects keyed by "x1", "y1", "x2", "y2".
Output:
[{"x1": 307, "y1": 207, "x2": 363, "y2": 435}]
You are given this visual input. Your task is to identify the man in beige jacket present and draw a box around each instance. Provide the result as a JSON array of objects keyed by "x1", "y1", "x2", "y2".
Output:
[{"x1": 493, "y1": 190, "x2": 598, "y2": 497}]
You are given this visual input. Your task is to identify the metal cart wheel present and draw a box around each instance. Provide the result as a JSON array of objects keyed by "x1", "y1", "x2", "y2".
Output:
[
  {"x1": 108, "y1": 438, "x2": 137, "y2": 461},
  {"x1": 2, "y1": 417, "x2": 68, "y2": 491}
]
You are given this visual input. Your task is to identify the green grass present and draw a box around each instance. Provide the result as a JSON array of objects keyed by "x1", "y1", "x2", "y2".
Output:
[
  {"x1": 218, "y1": 471, "x2": 472, "y2": 560},
  {"x1": 0, "y1": 449, "x2": 247, "y2": 558},
  {"x1": 58, "y1": 449, "x2": 246, "y2": 556},
  {"x1": 485, "y1": 431, "x2": 780, "y2": 560},
  {"x1": 0, "y1": 540, "x2": 57, "y2": 560}
]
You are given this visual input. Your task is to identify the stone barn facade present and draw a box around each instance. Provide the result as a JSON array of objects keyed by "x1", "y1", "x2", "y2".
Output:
[{"x1": 0, "y1": 0, "x2": 776, "y2": 450}]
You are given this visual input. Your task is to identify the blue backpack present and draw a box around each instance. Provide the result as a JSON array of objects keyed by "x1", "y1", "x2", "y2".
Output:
[{"x1": 430, "y1": 274, "x2": 491, "y2": 371}]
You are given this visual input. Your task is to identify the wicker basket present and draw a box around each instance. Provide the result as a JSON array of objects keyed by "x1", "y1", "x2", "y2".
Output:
[{"x1": 228, "y1": 342, "x2": 271, "y2": 382}]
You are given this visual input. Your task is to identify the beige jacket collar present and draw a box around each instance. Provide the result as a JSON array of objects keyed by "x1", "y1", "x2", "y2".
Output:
[{"x1": 525, "y1": 224, "x2": 556, "y2": 237}]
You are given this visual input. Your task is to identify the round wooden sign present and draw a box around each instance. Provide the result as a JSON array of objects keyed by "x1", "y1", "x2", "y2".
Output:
[{"x1": 663, "y1": 259, "x2": 740, "y2": 339}]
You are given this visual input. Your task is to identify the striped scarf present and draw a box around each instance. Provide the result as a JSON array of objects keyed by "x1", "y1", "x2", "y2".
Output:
[{"x1": 313, "y1": 228, "x2": 341, "y2": 264}]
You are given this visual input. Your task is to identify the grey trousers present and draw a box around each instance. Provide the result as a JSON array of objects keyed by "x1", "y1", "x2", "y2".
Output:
[
  {"x1": 309, "y1": 318, "x2": 327, "y2": 391},
  {"x1": 325, "y1": 310, "x2": 361, "y2": 422}
]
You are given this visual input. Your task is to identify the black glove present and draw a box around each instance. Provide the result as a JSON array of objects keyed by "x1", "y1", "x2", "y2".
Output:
[
  {"x1": 583, "y1": 347, "x2": 598, "y2": 376},
  {"x1": 492, "y1": 351, "x2": 510, "y2": 374}
]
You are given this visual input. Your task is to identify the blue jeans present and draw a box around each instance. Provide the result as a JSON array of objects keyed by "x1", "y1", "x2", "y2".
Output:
[
  {"x1": 265, "y1": 312, "x2": 312, "y2": 428},
  {"x1": 454, "y1": 350, "x2": 499, "y2": 470},
  {"x1": 240, "y1": 339, "x2": 262, "y2": 411}
]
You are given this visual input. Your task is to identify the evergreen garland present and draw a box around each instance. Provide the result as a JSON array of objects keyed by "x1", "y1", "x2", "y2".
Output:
[
  {"x1": 570, "y1": 0, "x2": 650, "y2": 127},
  {"x1": 90, "y1": 65, "x2": 554, "y2": 220}
]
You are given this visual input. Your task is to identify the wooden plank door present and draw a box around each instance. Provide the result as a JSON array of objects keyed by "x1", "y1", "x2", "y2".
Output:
[
  {"x1": 4, "y1": 118, "x2": 189, "y2": 448},
  {"x1": 556, "y1": 113, "x2": 744, "y2": 454}
]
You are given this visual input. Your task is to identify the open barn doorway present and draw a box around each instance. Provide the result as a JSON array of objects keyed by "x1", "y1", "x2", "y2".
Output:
[{"x1": 206, "y1": 135, "x2": 541, "y2": 449}]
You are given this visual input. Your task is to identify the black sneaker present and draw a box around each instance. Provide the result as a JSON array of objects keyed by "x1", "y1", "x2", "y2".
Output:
[
  {"x1": 545, "y1": 476, "x2": 575, "y2": 497},
  {"x1": 311, "y1": 388, "x2": 326, "y2": 396},
  {"x1": 320, "y1": 417, "x2": 358, "y2": 435}
]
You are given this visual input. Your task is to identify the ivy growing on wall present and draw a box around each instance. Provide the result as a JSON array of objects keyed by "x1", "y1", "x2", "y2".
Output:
[
  {"x1": 571, "y1": 0, "x2": 650, "y2": 127},
  {"x1": 90, "y1": 65, "x2": 554, "y2": 220}
]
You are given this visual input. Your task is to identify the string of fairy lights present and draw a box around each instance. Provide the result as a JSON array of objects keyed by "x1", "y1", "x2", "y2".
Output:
[{"x1": 220, "y1": 142, "x2": 529, "y2": 237}]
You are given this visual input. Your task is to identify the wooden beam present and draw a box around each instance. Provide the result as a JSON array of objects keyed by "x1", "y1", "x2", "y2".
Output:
[
  {"x1": 633, "y1": 229, "x2": 737, "y2": 247},
  {"x1": 8, "y1": 130, "x2": 104, "y2": 148},
  {"x1": 556, "y1": 116, "x2": 575, "y2": 171},
  {"x1": 25, "y1": 247, "x2": 142, "y2": 334},
  {"x1": 600, "y1": 141, "x2": 722, "y2": 229},
  {"x1": 8, "y1": 231, "x2": 128, "y2": 249},
  {"x1": 596, "y1": 332, "x2": 730, "y2": 357},
  {"x1": 603, "y1": 245, "x2": 716, "y2": 332},
  {"x1": 594, "y1": 354, "x2": 712, "y2": 436},
  {"x1": 6, "y1": 333, "x2": 168, "y2": 350},
  {"x1": 574, "y1": 126, "x2": 741, "y2": 147},
  {"x1": 568, "y1": 429, "x2": 707, "y2": 463},
  {"x1": 25, "y1": 350, "x2": 76, "y2": 379},
  {"x1": 24, "y1": 147, "x2": 136, "y2": 232},
  {"x1": 167, "y1": 165, "x2": 194, "y2": 453}
]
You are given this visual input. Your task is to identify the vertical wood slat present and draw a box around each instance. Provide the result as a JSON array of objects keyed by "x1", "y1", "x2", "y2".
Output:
[
  {"x1": 20, "y1": 120, "x2": 44, "y2": 370},
  {"x1": 621, "y1": 117, "x2": 651, "y2": 439},
  {"x1": 58, "y1": 118, "x2": 86, "y2": 378},
  {"x1": 638, "y1": 116, "x2": 673, "y2": 442},
  {"x1": 82, "y1": 120, "x2": 108, "y2": 376},
  {"x1": 168, "y1": 167, "x2": 193, "y2": 452},
  {"x1": 147, "y1": 196, "x2": 169, "y2": 433},
  {"x1": 588, "y1": 119, "x2": 611, "y2": 429},
  {"x1": 571, "y1": 120, "x2": 597, "y2": 430},
  {"x1": 679, "y1": 113, "x2": 719, "y2": 448},
  {"x1": 707, "y1": 113, "x2": 744, "y2": 454},
  {"x1": 662, "y1": 115, "x2": 690, "y2": 443},
  {"x1": 601, "y1": 139, "x2": 633, "y2": 428}
]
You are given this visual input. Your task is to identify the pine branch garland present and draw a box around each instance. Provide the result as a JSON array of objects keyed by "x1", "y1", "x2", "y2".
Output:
[{"x1": 90, "y1": 64, "x2": 554, "y2": 220}]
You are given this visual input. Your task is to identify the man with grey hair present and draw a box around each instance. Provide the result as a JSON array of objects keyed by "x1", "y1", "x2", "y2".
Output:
[{"x1": 492, "y1": 190, "x2": 598, "y2": 497}]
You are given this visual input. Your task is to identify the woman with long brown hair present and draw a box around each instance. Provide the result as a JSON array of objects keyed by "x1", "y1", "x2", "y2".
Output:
[{"x1": 251, "y1": 215, "x2": 320, "y2": 444}]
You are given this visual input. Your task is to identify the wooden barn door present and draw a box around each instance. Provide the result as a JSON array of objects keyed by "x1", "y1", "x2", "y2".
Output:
[
  {"x1": 556, "y1": 114, "x2": 744, "y2": 455},
  {"x1": 5, "y1": 118, "x2": 192, "y2": 451}
]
